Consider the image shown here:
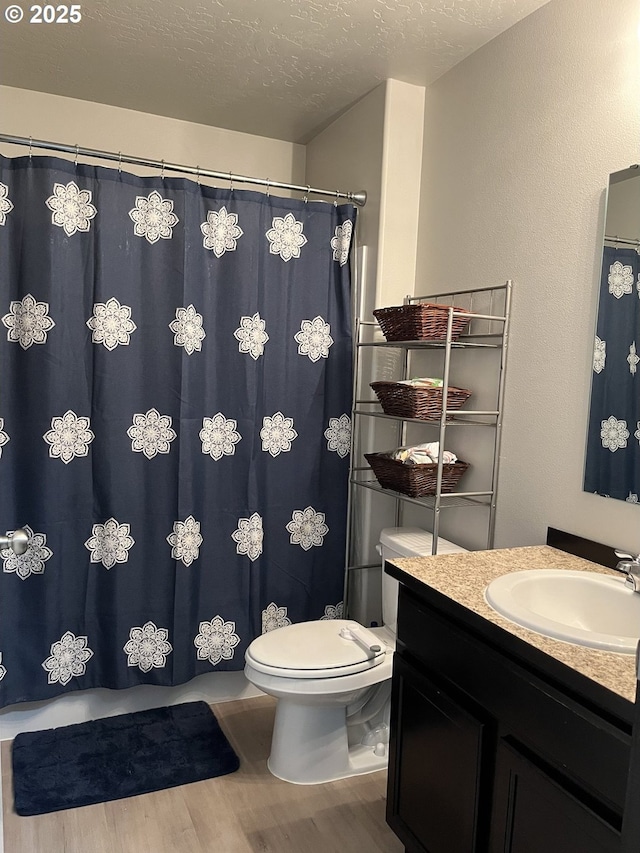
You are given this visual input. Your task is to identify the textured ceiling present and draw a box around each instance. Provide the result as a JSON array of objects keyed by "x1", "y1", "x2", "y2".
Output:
[{"x1": 0, "y1": 0, "x2": 550, "y2": 143}]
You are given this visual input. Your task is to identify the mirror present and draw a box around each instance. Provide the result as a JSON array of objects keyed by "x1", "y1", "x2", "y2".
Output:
[{"x1": 584, "y1": 165, "x2": 640, "y2": 502}]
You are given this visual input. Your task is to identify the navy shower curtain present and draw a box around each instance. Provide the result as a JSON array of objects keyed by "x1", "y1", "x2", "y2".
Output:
[
  {"x1": 584, "y1": 245, "x2": 640, "y2": 502},
  {"x1": 0, "y1": 154, "x2": 356, "y2": 708}
]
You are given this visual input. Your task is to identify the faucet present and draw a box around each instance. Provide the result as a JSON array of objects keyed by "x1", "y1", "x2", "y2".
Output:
[{"x1": 614, "y1": 549, "x2": 640, "y2": 592}]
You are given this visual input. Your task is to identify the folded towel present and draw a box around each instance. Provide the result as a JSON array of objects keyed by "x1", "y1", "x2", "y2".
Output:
[
  {"x1": 397, "y1": 377, "x2": 444, "y2": 388},
  {"x1": 390, "y1": 441, "x2": 457, "y2": 465}
]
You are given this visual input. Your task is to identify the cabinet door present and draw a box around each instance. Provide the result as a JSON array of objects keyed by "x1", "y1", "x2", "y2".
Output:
[
  {"x1": 387, "y1": 654, "x2": 491, "y2": 853},
  {"x1": 489, "y1": 739, "x2": 620, "y2": 853}
]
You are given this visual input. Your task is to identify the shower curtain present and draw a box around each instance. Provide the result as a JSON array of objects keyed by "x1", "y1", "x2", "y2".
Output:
[
  {"x1": 584, "y1": 245, "x2": 640, "y2": 501},
  {"x1": 0, "y1": 153, "x2": 356, "y2": 709}
]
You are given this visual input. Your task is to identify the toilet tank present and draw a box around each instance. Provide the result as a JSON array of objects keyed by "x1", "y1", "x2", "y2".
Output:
[{"x1": 379, "y1": 527, "x2": 468, "y2": 636}]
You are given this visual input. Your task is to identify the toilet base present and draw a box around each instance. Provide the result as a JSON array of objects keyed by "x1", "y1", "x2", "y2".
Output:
[
  {"x1": 266, "y1": 696, "x2": 389, "y2": 785},
  {"x1": 268, "y1": 742, "x2": 388, "y2": 785}
]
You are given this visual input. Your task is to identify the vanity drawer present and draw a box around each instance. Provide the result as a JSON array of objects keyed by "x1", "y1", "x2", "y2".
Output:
[{"x1": 397, "y1": 587, "x2": 631, "y2": 815}]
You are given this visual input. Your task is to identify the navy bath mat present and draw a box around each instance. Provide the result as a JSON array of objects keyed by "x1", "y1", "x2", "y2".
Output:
[{"x1": 12, "y1": 701, "x2": 239, "y2": 816}]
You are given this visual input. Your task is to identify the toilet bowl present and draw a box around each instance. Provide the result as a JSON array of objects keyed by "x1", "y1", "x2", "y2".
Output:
[{"x1": 244, "y1": 527, "x2": 467, "y2": 785}]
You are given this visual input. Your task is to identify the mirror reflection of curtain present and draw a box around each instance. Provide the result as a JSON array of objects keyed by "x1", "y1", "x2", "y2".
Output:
[{"x1": 584, "y1": 245, "x2": 640, "y2": 501}]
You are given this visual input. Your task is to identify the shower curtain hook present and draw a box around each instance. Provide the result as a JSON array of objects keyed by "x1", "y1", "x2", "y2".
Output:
[
  {"x1": 74, "y1": 144, "x2": 79, "y2": 167},
  {"x1": 196, "y1": 165, "x2": 200, "y2": 185},
  {"x1": 28, "y1": 136, "x2": 33, "y2": 159},
  {"x1": 266, "y1": 178, "x2": 270, "y2": 197},
  {"x1": 334, "y1": 190, "x2": 339, "y2": 207},
  {"x1": 303, "y1": 185, "x2": 310, "y2": 203},
  {"x1": 229, "y1": 171, "x2": 233, "y2": 192},
  {"x1": 161, "y1": 159, "x2": 165, "y2": 180},
  {"x1": 118, "y1": 152, "x2": 122, "y2": 174}
]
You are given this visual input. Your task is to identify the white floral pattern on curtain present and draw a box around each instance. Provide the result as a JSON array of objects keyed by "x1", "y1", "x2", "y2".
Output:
[{"x1": 0, "y1": 153, "x2": 355, "y2": 709}]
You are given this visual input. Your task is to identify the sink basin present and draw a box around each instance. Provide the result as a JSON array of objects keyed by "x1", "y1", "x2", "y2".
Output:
[{"x1": 484, "y1": 569, "x2": 640, "y2": 654}]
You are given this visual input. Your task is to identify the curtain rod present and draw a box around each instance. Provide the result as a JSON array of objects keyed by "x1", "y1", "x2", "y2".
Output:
[
  {"x1": 604, "y1": 234, "x2": 640, "y2": 247},
  {"x1": 0, "y1": 133, "x2": 367, "y2": 207}
]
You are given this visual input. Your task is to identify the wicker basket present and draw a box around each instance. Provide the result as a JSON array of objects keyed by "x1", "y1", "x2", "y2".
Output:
[
  {"x1": 370, "y1": 381, "x2": 471, "y2": 420},
  {"x1": 373, "y1": 303, "x2": 470, "y2": 342},
  {"x1": 364, "y1": 452, "x2": 469, "y2": 497}
]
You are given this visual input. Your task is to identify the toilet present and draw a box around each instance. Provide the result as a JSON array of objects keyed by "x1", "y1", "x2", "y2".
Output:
[{"x1": 244, "y1": 527, "x2": 468, "y2": 784}]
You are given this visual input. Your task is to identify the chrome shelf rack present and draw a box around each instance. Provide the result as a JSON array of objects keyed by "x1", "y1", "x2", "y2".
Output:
[{"x1": 344, "y1": 281, "x2": 512, "y2": 608}]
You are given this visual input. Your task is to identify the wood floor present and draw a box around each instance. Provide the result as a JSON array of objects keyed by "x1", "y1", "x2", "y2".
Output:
[{"x1": 2, "y1": 695, "x2": 404, "y2": 853}]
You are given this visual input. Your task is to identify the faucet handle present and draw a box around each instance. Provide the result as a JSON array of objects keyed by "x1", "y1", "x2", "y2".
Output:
[
  {"x1": 614, "y1": 549, "x2": 640, "y2": 592},
  {"x1": 615, "y1": 549, "x2": 640, "y2": 563}
]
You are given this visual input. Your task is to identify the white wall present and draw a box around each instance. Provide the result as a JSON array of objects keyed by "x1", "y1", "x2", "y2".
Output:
[
  {"x1": 376, "y1": 79, "x2": 426, "y2": 309},
  {"x1": 0, "y1": 85, "x2": 305, "y2": 185},
  {"x1": 306, "y1": 82, "x2": 386, "y2": 319},
  {"x1": 306, "y1": 80, "x2": 425, "y2": 623},
  {"x1": 306, "y1": 79, "x2": 425, "y2": 322},
  {"x1": 415, "y1": 0, "x2": 640, "y2": 553}
]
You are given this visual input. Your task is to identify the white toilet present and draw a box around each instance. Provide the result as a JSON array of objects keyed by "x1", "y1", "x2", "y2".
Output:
[{"x1": 244, "y1": 527, "x2": 468, "y2": 784}]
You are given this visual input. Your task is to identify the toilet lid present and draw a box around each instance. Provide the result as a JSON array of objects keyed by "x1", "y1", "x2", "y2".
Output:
[{"x1": 246, "y1": 619, "x2": 386, "y2": 677}]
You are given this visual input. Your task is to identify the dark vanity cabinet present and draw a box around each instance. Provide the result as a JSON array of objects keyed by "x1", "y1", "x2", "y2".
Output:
[
  {"x1": 388, "y1": 654, "x2": 491, "y2": 853},
  {"x1": 489, "y1": 739, "x2": 619, "y2": 853},
  {"x1": 386, "y1": 579, "x2": 632, "y2": 853}
]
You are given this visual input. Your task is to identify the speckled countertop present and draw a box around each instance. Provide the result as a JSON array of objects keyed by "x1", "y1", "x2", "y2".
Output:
[{"x1": 387, "y1": 545, "x2": 637, "y2": 704}]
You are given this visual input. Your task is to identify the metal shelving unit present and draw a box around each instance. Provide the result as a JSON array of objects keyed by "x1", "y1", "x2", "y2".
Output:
[{"x1": 344, "y1": 281, "x2": 512, "y2": 598}]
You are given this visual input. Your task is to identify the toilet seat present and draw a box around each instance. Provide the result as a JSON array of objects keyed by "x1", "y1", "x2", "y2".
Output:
[{"x1": 246, "y1": 619, "x2": 387, "y2": 679}]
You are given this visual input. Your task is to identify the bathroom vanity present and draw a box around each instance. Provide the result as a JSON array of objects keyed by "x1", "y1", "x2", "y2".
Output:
[{"x1": 384, "y1": 545, "x2": 635, "y2": 853}]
